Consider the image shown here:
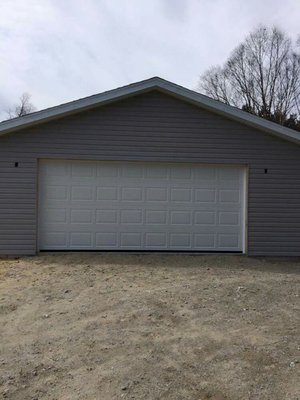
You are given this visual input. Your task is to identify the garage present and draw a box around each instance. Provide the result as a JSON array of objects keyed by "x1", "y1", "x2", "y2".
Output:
[
  {"x1": 1, "y1": 77, "x2": 300, "y2": 256},
  {"x1": 38, "y1": 160, "x2": 246, "y2": 251}
]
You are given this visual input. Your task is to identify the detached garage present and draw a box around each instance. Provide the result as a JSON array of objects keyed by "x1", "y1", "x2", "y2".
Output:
[{"x1": 0, "y1": 77, "x2": 300, "y2": 255}]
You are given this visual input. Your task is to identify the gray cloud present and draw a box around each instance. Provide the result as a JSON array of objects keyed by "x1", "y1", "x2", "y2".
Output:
[{"x1": 0, "y1": 0, "x2": 299, "y2": 120}]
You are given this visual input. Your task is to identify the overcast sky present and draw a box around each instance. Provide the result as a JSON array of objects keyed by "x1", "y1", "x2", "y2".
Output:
[{"x1": 1, "y1": 0, "x2": 300, "y2": 120}]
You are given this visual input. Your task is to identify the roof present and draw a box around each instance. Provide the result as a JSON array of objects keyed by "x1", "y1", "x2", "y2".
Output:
[{"x1": 1, "y1": 76, "x2": 300, "y2": 145}]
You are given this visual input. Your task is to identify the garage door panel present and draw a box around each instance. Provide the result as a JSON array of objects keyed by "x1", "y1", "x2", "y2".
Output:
[
  {"x1": 121, "y1": 165, "x2": 144, "y2": 178},
  {"x1": 43, "y1": 162, "x2": 69, "y2": 177},
  {"x1": 170, "y1": 211, "x2": 192, "y2": 225},
  {"x1": 39, "y1": 160, "x2": 245, "y2": 251},
  {"x1": 219, "y1": 211, "x2": 240, "y2": 225},
  {"x1": 145, "y1": 232, "x2": 167, "y2": 247},
  {"x1": 97, "y1": 187, "x2": 118, "y2": 200},
  {"x1": 170, "y1": 166, "x2": 192, "y2": 179},
  {"x1": 120, "y1": 232, "x2": 142, "y2": 247},
  {"x1": 146, "y1": 166, "x2": 169, "y2": 179},
  {"x1": 45, "y1": 185, "x2": 68, "y2": 200},
  {"x1": 194, "y1": 166, "x2": 217, "y2": 181},
  {"x1": 170, "y1": 188, "x2": 192, "y2": 202},
  {"x1": 219, "y1": 189, "x2": 240, "y2": 203},
  {"x1": 97, "y1": 164, "x2": 119, "y2": 178},
  {"x1": 194, "y1": 234, "x2": 216, "y2": 249},
  {"x1": 121, "y1": 187, "x2": 143, "y2": 201},
  {"x1": 120, "y1": 210, "x2": 143, "y2": 224},
  {"x1": 96, "y1": 210, "x2": 118, "y2": 223},
  {"x1": 145, "y1": 210, "x2": 168, "y2": 224},
  {"x1": 71, "y1": 163, "x2": 94, "y2": 177},
  {"x1": 186, "y1": 225, "x2": 239, "y2": 234},
  {"x1": 195, "y1": 189, "x2": 216, "y2": 203},
  {"x1": 70, "y1": 232, "x2": 93, "y2": 247},
  {"x1": 218, "y1": 181, "x2": 241, "y2": 189},
  {"x1": 216, "y1": 204, "x2": 243, "y2": 213},
  {"x1": 195, "y1": 211, "x2": 216, "y2": 225},
  {"x1": 96, "y1": 232, "x2": 118, "y2": 247},
  {"x1": 45, "y1": 209, "x2": 67, "y2": 223},
  {"x1": 71, "y1": 186, "x2": 94, "y2": 201},
  {"x1": 70, "y1": 209, "x2": 93, "y2": 223},
  {"x1": 169, "y1": 233, "x2": 191, "y2": 248},
  {"x1": 41, "y1": 232, "x2": 67, "y2": 247},
  {"x1": 218, "y1": 234, "x2": 240, "y2": 249},
  {"x1": 218, "y1": 167, "x2": 241, "y2": 181},
  {"x1": 146, "y1": 187, "x2": 168, "y2": 201}
]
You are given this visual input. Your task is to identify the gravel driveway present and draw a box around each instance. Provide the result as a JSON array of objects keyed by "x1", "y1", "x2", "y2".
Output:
[{"x1": 0, "y1": 253, "x2": 299, "y2": 399}]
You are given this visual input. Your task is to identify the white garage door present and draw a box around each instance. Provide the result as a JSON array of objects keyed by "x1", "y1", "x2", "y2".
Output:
[{"x1": 38, "y1": 160, "x2": 246, "y2": 252}]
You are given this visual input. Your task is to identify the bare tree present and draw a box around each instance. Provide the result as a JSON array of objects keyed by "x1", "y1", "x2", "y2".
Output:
[
  {"x1": 6, "y1": 93, "x2": 36, "y2": 119},
  {"x1": 199, "y1": 26, "x2": 300, "y2": 130}
]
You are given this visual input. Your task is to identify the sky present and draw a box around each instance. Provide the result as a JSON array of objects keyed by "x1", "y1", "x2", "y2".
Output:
[{"x1": 0, "y1": 0, "x2": 300, "y2": 120}]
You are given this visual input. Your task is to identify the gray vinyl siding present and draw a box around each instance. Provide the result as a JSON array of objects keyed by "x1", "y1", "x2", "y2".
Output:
[{"x1": 0, "y1": 90, "x2": 300, "y2": 256}]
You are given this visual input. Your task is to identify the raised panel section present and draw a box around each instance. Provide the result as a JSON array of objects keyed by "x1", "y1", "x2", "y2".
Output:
[
  {"x1": 44, "y1": 163, "x2": 68, "y2": 177},
  {"x1": 171, "y1": 188, "x2": 191, "y2": 202},
  {"x1": 219, "y1": 167, "x2": 240, "y2": 180},
  {"x1": 195, "y1": 189, "x2": 216, "y2": 203},
  {"x1": 120, "y1": 233, "x2": 142, "y2": 247},
  {"x1": 46, "y1": 186, "x2": 68, "y2": 200},
  {"x1": 145, "y1": 210, "x2": 167, "y2": 224},
  {"x1": 71, "y1": 163, "x2": 93, "y2": 177},
  {"x1": 71, "y1": 210, "x2": 92, "y2": 223},
  {"x1": 146, "y1": 166, "x2": 168, "y2": 179},
  {"x1": 194, "y1": 234, "x2": 215, "y2": 248},
  {"x1": 171, "y1": 211, "x2": 191, "y2": 225},
  {"x1": 170, "y1": 234, "x2": 191, "y2": 248},
  {"x1": 218, "y1": 234, "x2": 239, "y2": 248},
  {"x1": 219, "y1": 212, "x2": 239, "y2": 225},
  {"x1": 96, "y1": 210, "x2": 118, "y2": 223},
  {"x1": 70, "y1": 232, "x2": 92, "y2": 247},
  {"x1": 96, "y1": 233, "x2": 117, "y2": 247},
  {"x1": 120, "y1": 210, "x2": 142, "y2": 224},
  {"x1": 145, "y1": 233, "x2": 167, "y2": 247},
  {"x1": 219, "y1": 189, "x2": 240, "y2": 203},
  {"x1": 97, "y1": 165, "x2": 119, "y2": 178},
  {"x1": 121, "y1": 187, "x2": 143, "y2": 201},
  {"x1": 71, "y1": 186, "x2": 93, "y2": 200},
  {"x1": 146, "y1": 188, "x2": 167, "y2": 201},
  {"x1": 170, "y1": 166, "x2": 192, "y2": 179},
  {"x1": 195, "y1": 167, "x2": 216, "y2": 181},
  {"x1": 46, "y1": 209, "x2": 66, "y2": 223},
  {"x1": 42, "y1": 232, "x2": 67, "y2": 247},
  {"x1": 121, "y1": 165, "x2": 143, "y2": 178},
  {"x1": 97, "y1": 187, "x2": 118, "y2": 200},
  {"x1": 195, "y1": 211, "x2": 215, "y2": 225}
]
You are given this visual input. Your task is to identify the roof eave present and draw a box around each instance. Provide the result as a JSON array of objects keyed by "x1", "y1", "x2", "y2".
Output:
[
  {"x1": 0, "y1": 76, "x2": 300, "y2": 146},
  {"x1": 154, "y1": 79, "x2": 300, "y2": 146},
  {"x1": 0, "y1": 78, "x2": 161, "y2": 136}
]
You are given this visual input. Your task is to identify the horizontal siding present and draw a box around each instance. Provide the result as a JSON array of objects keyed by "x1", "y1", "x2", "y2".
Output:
[
  {"x1": 0, "y1": 157, "x2": 37, "y2": 254},
  {"x1": 0, "y1": 90, "x2": 300, "y2": 255}
]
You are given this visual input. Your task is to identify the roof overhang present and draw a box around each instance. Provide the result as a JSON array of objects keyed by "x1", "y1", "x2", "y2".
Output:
[{"x1": 1, "y1": 76, "x2": 300, "y2": 145}]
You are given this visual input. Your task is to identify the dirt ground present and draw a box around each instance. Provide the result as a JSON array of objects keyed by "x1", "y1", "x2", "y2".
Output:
[{"x1": 0, "y1": 253, "x2": 299, "y2": 400}]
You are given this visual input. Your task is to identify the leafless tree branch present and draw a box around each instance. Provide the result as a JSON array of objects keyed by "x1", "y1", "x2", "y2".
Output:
[
  {"x1": 6, "y1": 93, "x2": 36, "y2": 119},
  {"x1": 198, "y1": 26, "x2": 300, "y2": 131}
]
